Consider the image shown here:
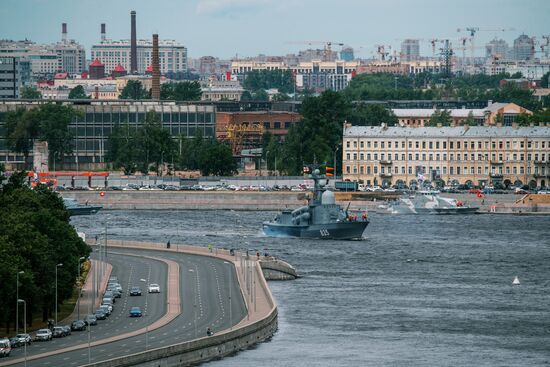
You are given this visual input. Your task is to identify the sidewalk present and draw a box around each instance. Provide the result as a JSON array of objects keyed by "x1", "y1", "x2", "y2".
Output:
[{"x1": 60, "y1": 259, "x2": 112, "y2": 324}]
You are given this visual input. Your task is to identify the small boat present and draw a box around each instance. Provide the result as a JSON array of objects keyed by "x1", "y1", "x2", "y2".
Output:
[
  {"x1": 63, "y1": 198, "x2": 102, "y2": 216},
  {"x1": 512, "y1": 276, "x2": 520, "y2": 285},
  {"x1": 386, "y1": 190, "x2": 479, "y2": 215},
  {"x1": 262, "y1": 166, "x2": 369, "y2": 240}
]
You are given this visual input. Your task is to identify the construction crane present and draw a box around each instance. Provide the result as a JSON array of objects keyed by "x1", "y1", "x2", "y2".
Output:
[
  {"x1": 286, "y1": 41, "x2": 345, "y2": 62},
  {"x1": 457, "y1": 27, "x2": 515, "y2": 64},
  {"x1": 225, "y1": 123, "x2": 265, "y2": 156}
]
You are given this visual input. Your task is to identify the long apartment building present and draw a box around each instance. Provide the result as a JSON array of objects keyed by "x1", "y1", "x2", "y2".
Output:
[
  {"x1": 230, "y1": 59, "x2": 360, "y2": 92},
  {"x1": 342, "y1": 124, "x2": 550, "y2": 188},
  {"x1": 0, "y1": 100, "x2": 215, "y2": 170},
  {"x1": 91, "y1": 39, "x2": 187, "y2": 75}
]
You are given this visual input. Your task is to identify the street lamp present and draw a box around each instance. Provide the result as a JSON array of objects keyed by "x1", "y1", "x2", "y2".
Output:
[
  {"x1": 223, "y1": 261, "x2": 233, "y2": 330},
  {"x1": 77, "y1": 257, "x2": 86, "y2": 320},
  {"x1": 16, "y1": 270, "x2": 24, "y2": 335},
  {"x1": 55, "y1": 263, "x2": 63, "y2": 325},
  {"x1": 17, "y1": 299, "x2": 27, "y2": 367},
  {"x1": 140, "y1": 278, "x2": 149, "y2": 350}
]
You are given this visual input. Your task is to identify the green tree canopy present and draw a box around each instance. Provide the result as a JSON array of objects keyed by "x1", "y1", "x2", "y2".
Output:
[
  {"x1": 198, "y1": 140, "x2": 237, "y2": 176},
  {"x1": 5, "y1": 104, "x2": 81, "y2": 169},
  {"x1": 349, "y1": 103, "x2": 398, "y2": 126},
  {"x1": 427, "y1": 109, "x2": 452, "y2": 127},
  {"x1": 68, "y1": 85, "x2": 89, "y2": 99},
  {"x1": 0, "y1": 166, "x2": 91, "y2": 331},
  {"x1": 160, "y1": 81, "x2": 202, "y2": 101},
  {"x1": 243, "y1": 69, "x2": 294, "y2": 94},
  {"x1": 20, "y1": 86, "x2": 42, "y2": 99},
  {"x1": 119, "y1": 80, "x2": 150, "y2": 100}
]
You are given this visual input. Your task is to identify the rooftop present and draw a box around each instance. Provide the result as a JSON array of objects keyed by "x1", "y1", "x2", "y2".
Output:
[{"x1": 344, "y1": 125, "x2": 550, "y2": 138}]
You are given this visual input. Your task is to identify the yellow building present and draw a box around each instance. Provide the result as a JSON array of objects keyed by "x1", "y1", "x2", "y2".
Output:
[{"x1": 342, "y1": 123, "x2": 550, "y2": 188}]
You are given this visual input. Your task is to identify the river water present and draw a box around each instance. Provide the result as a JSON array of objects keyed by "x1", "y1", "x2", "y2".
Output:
[{"x1": 72, "y1": 211, "x2": 550, "y2": 366}]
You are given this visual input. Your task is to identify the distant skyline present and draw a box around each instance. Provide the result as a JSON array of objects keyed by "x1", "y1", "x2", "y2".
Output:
[{"x1": 1, "y1": 0, "x2": 549, "y2": 59}]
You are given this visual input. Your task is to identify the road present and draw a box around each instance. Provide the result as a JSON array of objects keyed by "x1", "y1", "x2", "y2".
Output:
[{"x1": 3, "y1": 248, "x2": 246, "y2": 367}]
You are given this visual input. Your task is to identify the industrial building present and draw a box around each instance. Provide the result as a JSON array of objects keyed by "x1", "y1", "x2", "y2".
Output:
[
  {"x1": 0, "y1": 100, "x2": 215, "y2": 170},
  {"x1": 342, "y1": 124, "x2": 550, "y2": 188}
]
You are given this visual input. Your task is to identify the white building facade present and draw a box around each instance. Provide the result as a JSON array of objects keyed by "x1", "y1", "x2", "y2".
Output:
[{"x1": 90, "y1": 39, "x2": 187, "y2": 75}]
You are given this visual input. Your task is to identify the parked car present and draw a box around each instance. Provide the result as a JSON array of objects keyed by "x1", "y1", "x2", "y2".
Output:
[
  {"x1": 107, "y1": 282, "x2": 123, "y2": 293},
  {"x1": 129, "y1": 307, "x2": 143, "y2": 317},
  {"x1": 148, "y1": 283, "x2": 160, "y2": 293},
  {"x1": 70, "y1": 320, "x2": 87, "y2": 331},
  {"x1": 94, "y1": 309, "x2": 107, "y2": 320},
  {"x1": 15, "y1": 334, "x2": 31, "y2": 345},
  {"x1": 35, "y1": 329, "x2": 52, "y2": 341},
  {"x1": 101, "y1": 303, "x2": 113, "y2": 314},
  {"x1": 129, "y1": 286, "x2": 142, "y2": 296},
  {"x1": 52, "y1": 326, "x2": 66, "y2": 338},
  {"x1": 85, "y1": 314, "x2": 97, "y2": 326},
  {"x1": 61, "y1": 325, "x2": 71, "y2": 336},
  {"x1": 8, "y1": 337, "x2": 21, "y2": 348},
  {"x1": 103, "y1": 291, "x2": 116, "y2": 303},
  {"x1": 102, "y1": 297, "x2": 114, "y2": 306},
  {"x1": 99, "y1": 305, "x2": 112, "y2": 316},
  {"x1": 107, "y1": 287, "x2": 122, "y2": 298},
  {"x1": 0, "y1": 338, "x2": 11, "y2": 357}
]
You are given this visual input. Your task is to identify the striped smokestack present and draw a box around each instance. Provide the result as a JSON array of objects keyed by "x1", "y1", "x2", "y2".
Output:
[
  {"x1": 152, "y1": 34, "x2": 160, "y2": 100},
  {"x1": 101, "y1": 23, "x2": 106, "y2": 42},
  {"x1": 130, "y1": 11, "x2": 137, "y2": 74}
]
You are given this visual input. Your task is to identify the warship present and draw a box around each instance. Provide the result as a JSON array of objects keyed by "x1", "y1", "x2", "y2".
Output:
[
  {"x1": 383, "y1": 190, "x2": 479, "y2": 214},
  {"x1": 63, "y1": 198, "x2": 102, "y2": 216},
  {"x1": 262, "y1": 167, "x2": 369, "y2": 239}
]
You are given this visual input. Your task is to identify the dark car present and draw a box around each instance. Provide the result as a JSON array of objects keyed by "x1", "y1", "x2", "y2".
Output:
[
  {"x1": 61, "y1": 325, "x2": 71, "y2": 336},
  {"x1": 129, "y1": 286, "x2": 142, "y2": 296},
  {"x1": 84, "y1": 314, "x2": 97, "y2": 326},
  {"x1": 98, "y1": 305, "x2": 111, "y2": 316},
  {"x1": 9, "y1": 337, "x2": 22, "y2": 348},
  {"x1": 129, "y1": 307, "x2": 142, "y2": 317},
  {"x1": 52, "y1": 326, "x2": 66, "y2": 338},
  {"x1": 70, "y1": 320, "x2": 87, "y2": 331},
  {"x1": 94, "y1": 309, "x2": 107, "y2": 320}
]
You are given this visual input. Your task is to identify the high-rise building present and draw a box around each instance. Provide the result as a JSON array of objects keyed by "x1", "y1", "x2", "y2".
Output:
[
  {"x1": 513, "y1": 34, "x2": 535, "y2": 61},
  {"x1": 485, "y1": 38, "x2": 509, "y2": 59},
  {"x1": 400, "y1": 39, "x2": 420, "y2": 62},
  {"x1": 340, "y1": 47, "x2": 355, "y2": 61},
  {"x1": 0, "y1": 57, "x2": 23, "y2": 99}
]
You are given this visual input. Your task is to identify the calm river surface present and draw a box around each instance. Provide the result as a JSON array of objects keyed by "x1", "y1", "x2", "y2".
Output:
[{"x1": 72, "y1": 211, "x2": 550, "y2": 366}]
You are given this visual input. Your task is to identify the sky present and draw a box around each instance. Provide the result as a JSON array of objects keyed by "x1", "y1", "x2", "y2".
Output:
[{"x1": 0, "y1": 0, "x2": 548, "y2": 60}]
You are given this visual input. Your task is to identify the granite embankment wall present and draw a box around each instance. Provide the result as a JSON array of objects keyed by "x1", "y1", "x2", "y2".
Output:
[
  {"x1": 62, "y1": 191, "x2": 307, "y2": 210},
  {"x1": 61, "y1": 191, "x2": 550, "y2": 214}
]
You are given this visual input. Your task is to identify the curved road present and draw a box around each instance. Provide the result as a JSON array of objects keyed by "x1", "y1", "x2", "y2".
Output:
[{"x1": 4, "y1": 248, "x2": 246, "y2": 367}]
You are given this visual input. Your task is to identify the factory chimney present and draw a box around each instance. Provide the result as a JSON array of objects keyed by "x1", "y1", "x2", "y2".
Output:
[
  {"x1": 152, "y1": 34, "x2": 160, "y2": 100},
  {"x1": 101, "y1": 23, "x2": 106, "y2": 42},
  {"x1": 62, "y1": 23, "x2": 67, "y2": 43},
  {"x1": 130, "y1": 11, "x2": 138, "y2": 74}
]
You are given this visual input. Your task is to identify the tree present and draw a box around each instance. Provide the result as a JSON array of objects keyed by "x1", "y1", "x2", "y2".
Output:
[
  {"x1": 272, "y1": 92, "x2": 290, "y2": 101},
  {"x1": 242, "y1": 69, "x2": 294, "y2": 94},
  {"x1": 106, "y1": 124, "x2": 138, "y2": 175},
  {"x1": 20, "y1": 86, "x2": 41, "y2": 99},
  {"x1": 68, "y1": 85, "x2": 88, "y2": 99},
  {"x1": 134, "y1": 111, "x2": 177, "y2": 175},
  {"x1": 252, "y1": 89, "x2": 269, "y2": 101},
  {"x1": 427, "y1": 109, "x2": 452, "y2": 126},
  {"x1": 119, "y1": 80, "x2": 150, "y2": 100},
  {"x1": 160, "y1": 81, "x2": 202, "y2": 101},
  {"x1": 515, "y1": 112, "x2": 531, "y2": 126},
  {"x1": 198, "y1": 140, "x2": 237, "y2": 176},
  {"x1": 5, "y1": 104, "x2": 80, "y2": 169},
  {"x1": 350, "y1": 103, "x2": 398, "y2": 126},
  {"x1": 281, "y1": 91, "x2": 351, "y2": 175},
  {"x1": 0, "y1": 166, "x2": 91, "y2": 332},
  {"x1": 464, "y1": 111, "x2": 477, "y2": 126}
]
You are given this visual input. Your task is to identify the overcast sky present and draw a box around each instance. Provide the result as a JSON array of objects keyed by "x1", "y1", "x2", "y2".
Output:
[{"x1": 1, "y1": 0, "x2": 548, "y2": 59}]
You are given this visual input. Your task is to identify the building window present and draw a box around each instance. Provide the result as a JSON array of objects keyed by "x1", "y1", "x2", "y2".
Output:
[
  {"x1": 360, "y1": 141, "x2": 364, "y2": 148},
  {"x1": 381, "y1": 141, "x2": 384, "y2": 149},
  {"x1": 346, "y1": 153, "x2": 350, "y2": 160},
  {"x1": 478, "y1": 167, "x2": 482, "y2": 174},
  {"x1": 374, "y1": 141, "x2": 378, "y2": 148},
  {"x1": 360, "y1": 166, "x2": 364, "y2": 174},
  {"x1": 346, "y1": 166, "x2": 350, "y2": 173},
  {"x1": 367, "y1": 153, "x2": 371, "y2": 160},
  {"x1": 367, "y1": 166, "x2": 371, "y2": 174},
  {"x1": 353, "y1": 153, "x2": 357, "y2": 160},
  {"x1": 408, "y1": 166, "x2": 412, "y2": 174},
  {"x1": 360, "y1": 153, "x2": 364, "y2": 160},
  {"x1": 346, "y1": 141, "x2": 350, "y2": 148},
  {"x1": 395, "y1": 153, "x2": 398, "y2": 161},
  {"x1": 373, "y1": 166, "x2": 378, "y2": 174}
]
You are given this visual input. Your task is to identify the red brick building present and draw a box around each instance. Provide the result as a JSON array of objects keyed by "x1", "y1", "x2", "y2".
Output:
[{"x1": 216, "y1": 111, "x2": 301, "y2": 154}]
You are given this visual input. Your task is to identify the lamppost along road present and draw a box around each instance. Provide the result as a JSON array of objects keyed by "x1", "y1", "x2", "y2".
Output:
[
  {"x1": 5, "y1": 248, "x2": 245, "y2": 367},
  {"x1": 16, "y1": 271, "x2": 24, "y2": 335},
  {"x1": 55, "y1": 263, "x2": 63, "y2": 326}
]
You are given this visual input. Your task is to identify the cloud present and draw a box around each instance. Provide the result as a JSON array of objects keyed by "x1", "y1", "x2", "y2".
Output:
[{"x1": 196, "y1": 0, "x2": 270, "y2": 16}]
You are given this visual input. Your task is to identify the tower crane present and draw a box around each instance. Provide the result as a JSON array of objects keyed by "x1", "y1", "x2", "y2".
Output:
[
  {"x1": 286, "y1": 41, "x2": 345, "y2": 62},
  {"x1": 457, "y1": 27, "x2": 515, "y2": 64}
]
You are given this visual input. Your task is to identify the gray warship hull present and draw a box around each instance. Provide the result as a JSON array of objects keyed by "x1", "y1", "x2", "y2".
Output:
[{"x1": 263, "y1": 221, "x2": 368, "y2": 240}]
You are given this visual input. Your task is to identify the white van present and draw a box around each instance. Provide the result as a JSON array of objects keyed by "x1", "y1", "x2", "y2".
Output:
[{"x1": 0, "y1": 338, "x2": 11, "y2": 357}]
